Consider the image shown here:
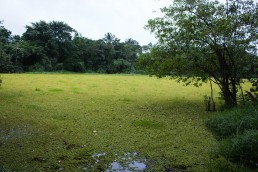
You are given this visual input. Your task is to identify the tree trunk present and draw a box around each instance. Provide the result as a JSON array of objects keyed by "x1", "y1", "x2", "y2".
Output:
[
  {"x1": 216, "y1": 50, "x2": 238, "y2": 107},
  {"x1": 209, "y1": 78, "x2": 216, "y2": 111},
  {"x1": 221, "y1": 81, "x2": 238, "y2": 107}
]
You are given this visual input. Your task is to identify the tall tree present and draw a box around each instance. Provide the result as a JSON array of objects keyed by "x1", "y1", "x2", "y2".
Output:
[
  {"x1": 124, "y1": 38, "x2": 142, "y2": 63},
  {"x1": 0, "y1": 21, "x2": 14, "y2": 72},
  {"x1": 22, "y1": 21, "x2": 76, "y2": 70},
  {"x1": 102, "y1": 33, "x2": 120, "y2": 72},
  {"x1": 0, "y1": 21, "x2": 142, "y2": 73},
  {"x1": 139, "y1": 0, "x2": 258, "y2": 107}
]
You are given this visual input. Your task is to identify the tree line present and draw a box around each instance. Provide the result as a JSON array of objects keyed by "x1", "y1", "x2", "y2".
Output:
[{"x1": 0, "y1": 20, "x2": 145, "y2": 73}]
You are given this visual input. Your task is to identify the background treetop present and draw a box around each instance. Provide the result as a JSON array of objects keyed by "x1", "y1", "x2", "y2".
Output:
[{"x1": 0, "y1": 20, "x2": 143, "y2": 74}]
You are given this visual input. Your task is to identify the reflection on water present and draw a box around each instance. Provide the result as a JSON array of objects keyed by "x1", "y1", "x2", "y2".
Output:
[
  {"x1": 83, "y1": 152, "x2": 147, "y2": 171},
  {"x1": 110, "y1": 161, "x2": 146, "y2": 171},
  {"x1": 108, "y1": 152, "x2": 146, "y2": 171}
]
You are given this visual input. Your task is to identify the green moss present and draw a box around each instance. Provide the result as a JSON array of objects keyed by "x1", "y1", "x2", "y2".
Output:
[
  {"x1": 119, "y1": 97, "x2": 134, "y2": 102},
  {"x1": 26, "y1": 104, "x2": 42, "y2": 110},
  {"x1": 48, "y1": 88, "x2": 64, "y2": 92},
  {"x1": 70, "y1": 87, "x2": 80, "y2": 94},
  {"x1": 132, "y1": 120, "x2": 164, "y2": 129},
  {"x1": 0, "y1": 73, "x2": 220, "y2": 171}
]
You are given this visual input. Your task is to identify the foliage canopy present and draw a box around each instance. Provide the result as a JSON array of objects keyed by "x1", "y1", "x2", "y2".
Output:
[
  {"x1": 139, "y1": 0, "x2": 258, "y2": 107},
  {"x1": 0, "y1": 21, "x2": 142, "y2": 74}
]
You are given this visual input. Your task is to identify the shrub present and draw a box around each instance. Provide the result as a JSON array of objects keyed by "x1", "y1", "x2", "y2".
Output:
[
  {"x1": 0, "y1": 75, "x2": 2, "y2": 87},
  {"x1": 106, "y1": 59, "x2": 133, "y2": 74},
  {"x1": 206, "y1": 107, "x2": 258, "y2": 139},
  {"x1": 218, "y1": 130, "x2": 258, "y2": 168},
  {"x1": 244, "y1": 78, "x2": 258, "y2": 106},
  {"x1": 63, "y1": 59, "x2": 86, "y2": 72},
  {"x1": 210, "y1": 155, "x2": 238, "y2": 172},
  {"x1": 28, "y1": 63, "x2": 44, "y2": 72},
  {"x1": 0, "y1": 53, "x2": 15, "y2": 73},
  {"x1": 207, "y1": 107, "x2": 258, "y2": 170}
]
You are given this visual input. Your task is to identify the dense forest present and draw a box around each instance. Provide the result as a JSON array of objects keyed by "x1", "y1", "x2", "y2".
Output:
[{"x1": 0, "y1": 20, "x2": 147, "y2": 73}]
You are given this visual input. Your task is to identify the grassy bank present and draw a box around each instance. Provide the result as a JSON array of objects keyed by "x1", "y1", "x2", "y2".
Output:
[
  {"x1": 206, "y1": 107, "x2": 258, "y2": 171},
  {"x1": 0, "y1": 74, "x2": 217, "y2": 171}
]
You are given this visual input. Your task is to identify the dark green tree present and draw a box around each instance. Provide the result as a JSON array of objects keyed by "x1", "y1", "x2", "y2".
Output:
[
  {"x1": 69, "y1": 34, "x2": 95, "y2": 72},
  {"x1": 22, "y1": 21, "x2": 76, "y2": 70},
  {"x1": 0, "y1": 20, "x2": 142, "y2": 73},
  {"x1": 101, "y1": 33, "x2": 142, "y2": 73},
  {"x1": 102, "y1": 33, "x2": 120, "y2": 73},
  {"x1": 110, "y1": 38, "x2": 142, "y2": 73},
  {"x1": 139, "y1": 0, "x2": 258, "y2": 107},
  {"x1": 124, "y1": 38, "x2": 142, "y2": 63},
  {"x1": 0, "y1": 21, "x2": 14, "y2": 72}
]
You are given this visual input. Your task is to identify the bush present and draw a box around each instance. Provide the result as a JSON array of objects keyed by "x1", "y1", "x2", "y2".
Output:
[
  {"x1": 0, "y1": 53, "x2": 15, "y2": 73},
  {"x1": 0, "y1": 75, "x2": 2, "y2": 87},
  {"x1": 218, "y1": 130, "x2": 258, "y2": 168},
  {"x1": 206, "y1": 107, "x2": 258, "y2": 139},
  {"x1": 106, "y1": 59, "x2": 133, "y2": 74},
  {"x1": 210, "y1": 155, "x2": 238, "y2": 172},
  {"x1": 207, "y1": 107, "x2": 258, "y2": 170},
  {"x1": 28, "y1": 63, "x2": 44, "y2": 72},
  {"x1": 63, "y1": 59, "x2": 86, "y2": 72}
]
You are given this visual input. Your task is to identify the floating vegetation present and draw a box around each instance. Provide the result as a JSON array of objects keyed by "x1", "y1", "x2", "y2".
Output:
[
  {"x1": 48, "y1": 88, "x2": 64, "y2": 92},
  {"x1": 132, "y1": 120, "x2": 164, "y2": 129},
  {"x1": 0, "y1": 74, "x2": 218, "y2": 171},
  {"x1": 119, "y1": 98, "x2": 134, "y2": 102}
]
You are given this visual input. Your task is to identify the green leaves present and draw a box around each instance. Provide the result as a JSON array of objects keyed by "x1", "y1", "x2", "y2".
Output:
[
  {"x1": 0, "y1": 20, "x2": 143, "y2": 74},
  {"x1": 140, "y1": 0, "x2": 258, "y2": 107},
  {"x1": 23, "y1": 21, "x2": 76, "y2": 64}
]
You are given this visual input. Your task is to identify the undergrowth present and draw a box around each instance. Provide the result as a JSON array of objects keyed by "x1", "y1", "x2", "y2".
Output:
[{"x1": 206, "y1": 106, "x2": 258, "y2": 171}]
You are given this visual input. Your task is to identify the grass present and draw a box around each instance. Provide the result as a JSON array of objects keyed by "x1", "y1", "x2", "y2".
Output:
[
  {"x1": 206, "y1": 107, "x2": 258, "y2": 170},
  {"x1": 0, "y1": 73, "x2": 218, "y2": 171}
]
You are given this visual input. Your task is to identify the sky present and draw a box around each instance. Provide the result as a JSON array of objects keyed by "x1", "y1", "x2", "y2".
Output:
[{"x1": 0, "y1": 0, "x2": 172, "y2": 45}]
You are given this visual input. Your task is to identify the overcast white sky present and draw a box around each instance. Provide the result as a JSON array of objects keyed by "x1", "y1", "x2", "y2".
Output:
[
  {"x1": 0, "y1": 0, "x2": 172, "y2": 45},
  {"x1": 1, "y1": 0, "x2": 257, "y2": 45}
]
